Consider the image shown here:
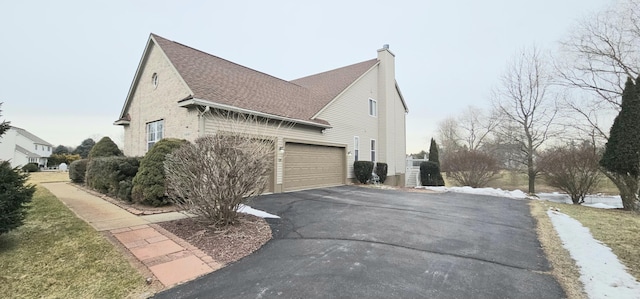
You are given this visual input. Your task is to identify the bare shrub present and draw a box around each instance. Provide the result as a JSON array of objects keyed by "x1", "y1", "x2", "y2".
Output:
[
  {"x1": 163, "y1": 110, "x2": 283, "y2": 226},
  {"x1": 538, "y1": 145, "x2": 602, "y2": 204},
  {"x1": 442, "y1": 150, "x2": 500, "y2": 188},
  {"x1": 165, "y1": 133, "x2": 274, "y2": 226}
]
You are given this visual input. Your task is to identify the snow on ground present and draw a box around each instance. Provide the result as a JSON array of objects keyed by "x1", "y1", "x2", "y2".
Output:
[
  {"x1": 238, "y1": 204, "x2": 280, "y2": 219},
  {"x1": 536, "y1": 192, "x2": 623, "y2": 209},
  {"x1": 548, "y1": 210, "x2": 640, "y2": 299},
  {"x1": 417, "y1": 185, "x2": 639, "y2": 298},
  {"x1": 417, "y1": 185, "x2": 528, "y2": 199}
]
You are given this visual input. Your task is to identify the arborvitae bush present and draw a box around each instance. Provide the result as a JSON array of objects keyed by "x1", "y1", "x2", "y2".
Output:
[
  {"x1": 86, "y1": 157, "x2": 140, "y2": 201},
  {"x1": 88, "y1": 136, "x2": 123, "y2": 159},
  {"x1": 132, "y1": 138, "x2": 186, "y2": 206},
  {"x1": 0, "y1": 161, "x2": 35, "y2": 235},
  {"x1": 21, "y1": 163, "x2": 39, "y2": 172},
  {"x1": 420, "y1": 161, "x2": 445, "y2": 186},
  {"x1": 375, "y1": 162, "x2": 388, "y2": 184},
  {"x1": 354, "y1": 161, "x2": 374, "y2": 183},
  {"x1": 69, "y1": 159, "x2": 89, "y2": 183}
]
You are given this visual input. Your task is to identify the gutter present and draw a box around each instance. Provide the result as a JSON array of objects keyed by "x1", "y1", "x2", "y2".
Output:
[{"x1": 178, "y1": 98, "x2": 332, "y2": 129}]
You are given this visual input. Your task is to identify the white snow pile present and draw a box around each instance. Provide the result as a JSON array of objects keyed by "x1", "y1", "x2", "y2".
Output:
[
  {"x1": 238, "y1": 204, "x2": 280, "y2": 219},
  {"x1": 537, "y1": 192, "x2": 623, "y2": 209},
  {"x1": 547, "y1": 210, "x2": 640, "y2": 299},
  {"x1": 417, "y1": 185, "x2": 528, "y2": 199}
]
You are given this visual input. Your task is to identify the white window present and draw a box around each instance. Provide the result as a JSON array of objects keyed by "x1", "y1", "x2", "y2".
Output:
[
  {"x1": 370, "y1": 139, "x2": 376, "y2": 162},
  {"x1": 354, "y1": 136, "x2": 359, "y2": 161},
  {"x1": 147, "y1": 120, "x2": 164, "y2": 150},
  {"x1": 368, "y1": 98, "x2": 377, "y2": 117}
]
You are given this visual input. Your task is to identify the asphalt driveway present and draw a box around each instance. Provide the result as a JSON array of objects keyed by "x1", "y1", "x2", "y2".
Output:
[{"x1": 154, "y1": 186, "x2": 564, "y2": 298}]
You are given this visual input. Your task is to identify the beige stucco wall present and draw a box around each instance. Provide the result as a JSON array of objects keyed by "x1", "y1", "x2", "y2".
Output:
[{"x1": 122, "y1": 42, "x2": 198, "y2": 157}]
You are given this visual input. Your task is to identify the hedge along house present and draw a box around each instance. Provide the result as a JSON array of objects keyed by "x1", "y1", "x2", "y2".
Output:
[{"x1": 115, "y1": 34, "x2": 408, "y2": 193}]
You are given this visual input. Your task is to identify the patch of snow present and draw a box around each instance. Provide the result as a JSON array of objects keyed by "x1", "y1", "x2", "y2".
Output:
[
  {"x1": 238, "y1": 204, "x2": 280, "y2": 219},
  {"x1": 416, "y1": 185, "x2": 527, "y2": 199},
  {"x1": 537, "y1": 193, "x2": 623, "y2": 209},
  {"x1": 547, "y1": 210, "x2": 640, "y2": 299}
]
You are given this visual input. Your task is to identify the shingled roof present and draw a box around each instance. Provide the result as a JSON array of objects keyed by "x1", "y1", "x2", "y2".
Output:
[
  {"x1": 146, "y1": 34, "x2": 379, "y2": 126},
  {"x1": 11, "y1": 126, "x2": 52, "y2": 146}
]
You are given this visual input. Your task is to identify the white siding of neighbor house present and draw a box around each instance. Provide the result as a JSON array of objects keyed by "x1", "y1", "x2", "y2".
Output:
[
  {"x1": 122, "y1": 42, "x2": 199, "y2": 157},
  {"x1": 0, "y1": 128, "x2": 52, "y2": 168},
  {"x1": 0, "y1": 129, "x2": 17, "y2": 164}
]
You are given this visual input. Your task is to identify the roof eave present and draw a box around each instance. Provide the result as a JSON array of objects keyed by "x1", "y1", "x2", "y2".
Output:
[
  {"x1": 310, "y1": 61, "x2": 380, "y2": 119},
  {"x1": 113, "y1": 119, "x2": 130, "y2": 126},
  {"x1": 117, "y1": 34, "x2": 195, "y2": 120},
  {"x1": 395, "y1": 81, "x2": 409, "y2": 113},
  {"x1": 179, "y1": 98, "x2": 332, "y2": 129}
]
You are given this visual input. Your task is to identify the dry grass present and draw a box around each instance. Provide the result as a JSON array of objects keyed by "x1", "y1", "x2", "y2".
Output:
[
  {"x1": 0, "y1": 187, "x2": 152, "y2": 298},
  {"x1": 27, "y1": 171, "x2": 70, "y2": 184},
  {"x1": 530, "y1": 201, "x2": 586, "y2": 299},
  {"x1": 541, "y1": 201, "x2": 640, "y2": 281}
]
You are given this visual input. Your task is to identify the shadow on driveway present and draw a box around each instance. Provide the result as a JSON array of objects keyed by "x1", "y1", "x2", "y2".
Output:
[{"x1": 154, "y1": 186, "x2": 564, "y2": 298}]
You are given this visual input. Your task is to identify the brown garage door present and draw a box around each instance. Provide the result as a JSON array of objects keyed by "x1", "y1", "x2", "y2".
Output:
[{"x1": 283, "y1": 143, "x2": 345, "y2": 192}]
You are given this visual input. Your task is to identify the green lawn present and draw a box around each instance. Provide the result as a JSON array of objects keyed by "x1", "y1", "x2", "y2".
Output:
[{"x1": 0, "y1": 185, "x2": 152, "y2": 298}]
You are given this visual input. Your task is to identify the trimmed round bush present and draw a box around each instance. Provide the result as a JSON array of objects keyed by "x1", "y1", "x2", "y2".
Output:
[
  {"x1": 375, "y1": 162, "x2": 388, "y2": 184},
  {"x1": 21, "y1": 163, "x2": 39, "y2": 173},
  {"x1": 69, "y1": 159, "x2": 89, "y2": 183},
  {"x1": 354, "y1": 161, "x2": 374, "y2": 184},
  {"x1": 132, "y1": 138, "x2": 187, "y2": 206},
  {"x1": 420, "y1": 161, "x2": 445, "y2": 186},
  {"x1": 0, "y1": 161, "x2": 35, "y2": 235},
  {"x1": 88, "y1": 136, "x2": 123, "y2": 159},
  {"x1": 86, "y1": 156, "x2": 140, "y2": 201}
]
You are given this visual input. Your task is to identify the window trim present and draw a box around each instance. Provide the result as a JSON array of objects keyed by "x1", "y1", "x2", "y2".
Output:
[
  {"x1": 368, "y1": 98, "x2": 377, "y2": 117},
  {"x1": 146, "y1": 119, "x2": 164, "y2": 150},
  {"x1": 354, "y1": 136, "x2": 359, "y2": 161},
  {"x1": 152, "y1": 73, "x2": 159, "y2": 89},
  {"x1": 370, "y1": 139, "x2": 376, "y2": 162}
]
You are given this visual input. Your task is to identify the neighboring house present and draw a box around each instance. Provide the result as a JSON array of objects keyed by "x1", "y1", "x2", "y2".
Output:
[
  {"x1": 115, "y1": 33, "x2": 408, "y2": 193},
  {"x1": 0, "y1": 126, "x2": 53, "y2": 168}
]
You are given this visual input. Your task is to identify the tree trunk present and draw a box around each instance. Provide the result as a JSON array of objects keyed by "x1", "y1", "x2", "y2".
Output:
[
  {"x1": 601, "y1": 169, "x2": 640, "y2": 211},
  {"x1": 527, "y1": 154, "x2": 536, "y2": 195}
]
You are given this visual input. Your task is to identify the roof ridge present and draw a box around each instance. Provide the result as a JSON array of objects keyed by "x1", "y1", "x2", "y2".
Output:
[
  {"x1": 151, "y1": 34, "x2": 303, "y2": 89},
  {"x1": 291, "y1": 58, "x2": 378, "y2": 82}
]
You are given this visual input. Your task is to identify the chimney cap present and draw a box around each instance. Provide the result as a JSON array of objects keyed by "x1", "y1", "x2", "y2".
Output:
[{"x1": 383, "y1": 44, "x2": 389, "y2": 49}]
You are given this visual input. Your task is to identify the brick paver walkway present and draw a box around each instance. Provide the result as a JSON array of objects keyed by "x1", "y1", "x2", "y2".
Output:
[{"x1": 42, "y1": 182, "x2": 221, "y2": 288}]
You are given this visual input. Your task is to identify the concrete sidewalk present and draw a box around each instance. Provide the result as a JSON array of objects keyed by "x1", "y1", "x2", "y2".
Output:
[{"x1": 41, "y1": 182, "x2": 222, "y2": 287}]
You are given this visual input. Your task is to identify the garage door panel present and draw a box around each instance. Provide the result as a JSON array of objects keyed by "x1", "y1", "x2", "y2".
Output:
[{"x1": 283, "y1": 143, "x2": 345, "y2": 192}]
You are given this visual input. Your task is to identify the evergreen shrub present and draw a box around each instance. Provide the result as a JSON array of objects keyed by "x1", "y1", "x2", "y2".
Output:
[
  {"x1": 132, "y1": 138, "x2": 186, "y2": 206},
  {"x1": 69, "y1": 159, "x2": 89, "y2": 183},
  {"x1": 354, "y1": 161, "x2": 374, "y2": 183},
  {"x1": 86, "y1": 157, "x2": 140, "y2": 201},
  {"x1": 375, "y1": 162, "x2": 388, "y2": 184}
]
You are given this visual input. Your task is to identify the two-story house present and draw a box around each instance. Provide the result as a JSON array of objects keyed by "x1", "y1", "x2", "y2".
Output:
[
  {"x1": 115, "y1": 34, "x2": 408, "y2": 193},
  {"x1": 0, "y1": 126, "x2": 53, "y2": 168}
]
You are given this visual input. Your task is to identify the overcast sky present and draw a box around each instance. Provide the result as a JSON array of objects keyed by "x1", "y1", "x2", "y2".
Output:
[{"x1": 0, "y1": 0, "x2": 611, "y2": 153}]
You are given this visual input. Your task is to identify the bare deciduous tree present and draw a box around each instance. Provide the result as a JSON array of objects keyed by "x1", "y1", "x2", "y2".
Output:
[
  {"x1": 441, "y1": 150, "x2": 500, "y2": 188},
  {"x1": 164, "y1": 112, "x2": 278, "y2": 227},
  {"x1": 493, "y1": 46, "x2": 558, "y2": 194},
  {"x1": 556, "y1": 0, "x2": 640, "y2": 141},
  {"x1": 538, "y1": 144, "x2": 602, "y2": 204},
  {"x1": 457, "y1": 106, "x2": 501, "y2": 151},
  {"x1": 436, "y1": 106, "x2": 500, "y2": 163}
]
